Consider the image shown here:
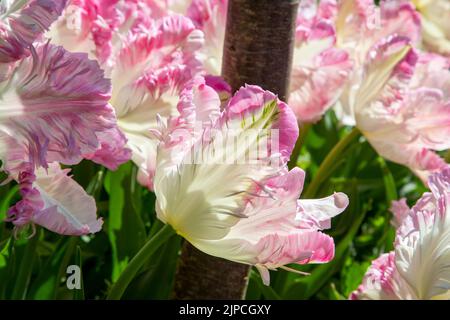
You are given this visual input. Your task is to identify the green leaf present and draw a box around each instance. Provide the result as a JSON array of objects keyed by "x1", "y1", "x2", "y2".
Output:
[
  {"x1": 73, "y1": 246, "x2": 85, "y2": 300},
  {"x1": 11, "y1": 230, "x2": 40, "y2": 299},
  {"x1": 0, "y1": 238, "x2": 14, "y2": 299},
  {"x1": 28, "y1": 237, "x2": 78, "y2": 299},
  {"x1": 123, "y1": 235, "x2": 181, "y2": 299},
  {"x1": 0, "y1": 185, "x2": 19, "y2": 222},
  {"x1": 104, "y1": 162, "x2": 147, "y2": 282},
  {"x1": 342, "y1": 258, "x2": 370, "y2": 297},
  {"x1": 377, "y1": 157, "x2": 398, "y2": 202},
  {"x1": 250, "y1": 270, "x2": 281, "y2": 300}
]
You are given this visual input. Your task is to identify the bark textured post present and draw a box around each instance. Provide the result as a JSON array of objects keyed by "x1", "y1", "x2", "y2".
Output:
[{"x1": 172, "y1": 0, "x2": 299, "y2": 300}]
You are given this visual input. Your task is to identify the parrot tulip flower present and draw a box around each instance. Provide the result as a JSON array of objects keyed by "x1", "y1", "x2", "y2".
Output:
[
  {"x1": 351, "y1": 167, "x2": 450, "y2": 300},
  {"x1": 49, "y1": 1, "x2": 204, "y2": 188},
  {"x1": 152, "y1": 77, "x2": 349, "y2": 284},
  {"x1": 0, "y1": 43, "x2": 124, "y2": 235},
  {"x1": 291, "y1": 0, "x2": 449, "y2": 183},
  {"x1": 0, "y1": 43, "x2": 126, "y2": 175},
  {"x1": 0, "y1": 1, "x2": 129, "y2": 235}
]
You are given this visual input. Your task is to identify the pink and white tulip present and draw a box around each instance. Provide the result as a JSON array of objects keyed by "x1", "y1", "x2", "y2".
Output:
[
  {"x1": 292, "y1": 0, "x2": 449, "y2": 182},
  {"x1": 0, "y1": 42, "x2": 124, "y2": 235},
  {"x1": 0, "y1": 1, "x2": 129, "y2": 235},
  {"x1": 49, "y1": 1, "x2": 204, "y2": 188},
  {"x1": 152, "y1": 77, "x2": 349, "y2": 285},
  {"x1": 351, "y1": 167, "x2": 450, "y2": 300},
  {"x1": 0, "y1": 43, "x2": 126, "y2": 175},
  {"x1": 353, "y1": 47, "x2": 450, "y2": 183}
]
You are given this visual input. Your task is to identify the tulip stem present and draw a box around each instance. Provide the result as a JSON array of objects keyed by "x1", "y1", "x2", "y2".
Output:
[
  {"x1": 106, "y1": 224, "x2": 175, "y2": 300},
  {"x1": 11, "y1": 230, "x2": 39, "y2": 300},
  {"x1": 303, "y1": 128, "x2": 360, "y2": 199}
]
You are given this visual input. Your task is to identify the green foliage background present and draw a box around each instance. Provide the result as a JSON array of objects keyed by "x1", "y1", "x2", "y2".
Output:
[{"x1": 0, "y1": 109, "x2": 435, "y2": 300}]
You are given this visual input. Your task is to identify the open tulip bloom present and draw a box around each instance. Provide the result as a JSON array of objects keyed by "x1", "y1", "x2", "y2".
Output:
[
  {"x1": 0, "y1": 0, "x2": 130, "y2": 236},
  {"x1": 149, "y1": 78, "x2": 349, "y2": 285}
]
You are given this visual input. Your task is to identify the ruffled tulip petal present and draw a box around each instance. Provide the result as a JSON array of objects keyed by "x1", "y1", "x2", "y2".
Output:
[
  {"x1": 107, "y1": 15, "x2": 203, "y2": 187},
  {"x1": 0, "y1": 0, "x2": 67, "y2": 63},
  {"x1": 48, "y1": 0, "x2": 124, "y2": 64},
  {"x1": 297, "y1": 192, "x2": 349, "y2": 230},
  {"x1": 0, "y1": 43, "x2": 120, "y2": 174},
  {"x1": 390, "y1": 198, "x2": 411, "y2": 228},
  {"x1": 289, "y1": 47, "x2": 352, "y2": 123},
  {"x1": 187, "y1": 0, "x2": 227, "y2": 75},
  {"x1": 7, "y1": 163, "x2": 102, "y2": 236},
  {"x1": 290, "y1": 0, "x2": 352, "y2": 123},
  {"x1": 350, "y1": 252, "x2": 414, "y2": 300},
  {"x1": 84, "y1": 128, "x2": 132, "y2": 171},
  {"x1": 223, "y1": 85, "x2": 299, "y2": 161},
  {"x1": 357, "y1": 50, "x2": 450, "y2": 182}
]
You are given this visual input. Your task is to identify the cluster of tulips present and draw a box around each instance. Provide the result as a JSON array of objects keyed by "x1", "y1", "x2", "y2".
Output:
[{"x1": 0, "y1": 0, "x2": 449, "y2": 300}]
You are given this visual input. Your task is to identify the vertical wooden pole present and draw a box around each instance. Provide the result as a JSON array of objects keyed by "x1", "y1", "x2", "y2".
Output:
[{"x1": 172, "y1": 0, "x2": 299, "y2": 300}]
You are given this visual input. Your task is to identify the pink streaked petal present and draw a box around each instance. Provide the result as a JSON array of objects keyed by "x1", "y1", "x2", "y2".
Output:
[
  {"x1": 6, "y1": 165, "x2": 43, "y2": 228},
  {"x1": 223, "y1": 85, "x2": 299, "y2": 161},
  {"x1": 403, "y1": 88, "x2": 450, "y2": 150},
  {"x1": 32, "y1": 163, "x2": 102, "y2": 235},
  {"x1": 0, "y1": 0, "x2": 67, "y2": 63},
  {"x1": 204, "y1": 75, "x2": 231, "y2": 103},
  {"x1": 231, "y1": 168, "x2": 306, "y2": 236},
  {"x1": 378, "y1": 0, "x2": 422, "y2": 45},
  {"x1": 390, "y1": 198, "x2": 411, "y2": 229},
  {"x1": 350, "y1": 252, "x2": 409, "y2": 300},
  {"x1": 335, "y1": 0, "x2": 376, "y2": 47},
  {"x1": 353, "y1": 36, "x2": 415, "y2": 115},
  {"x1": 7, "y1": 163, "x2": 102, "y2": 236},
  {"x1": 114, "y1": 14, "x2": 197, "y2": 72},
  {"x1": 192, "y1": 168, "x2": 346, "y2": 274},
  {"x1": 192, "y1": 229, "x2": 336, "y2": 284},
  {"x1": 111, "y1": 15, "x2": 203, "y2": 118},
  {"x1": 297, "y1": 192, "x2": 349, "y2": 230},
  {"x1": 393, "y1": 172, "x2": 450, "y2": 299},
  {"x1": 187, "y1": 0, "x2": 227, "y2": 75},
  {"x1": 428, "y1": 167, "x2": 450, "y2": 199},
  {"x1": 289, "y1": 47, "x2": 352, "y2": 123},
  {"x1": 49, "y1": 0, "x2": 122, "y2": 64},
  {"x1": 254, "y1": 230, "x2": 336, "y2": 268},
  {"x1": 410, "y1": 149, "x2": 448, "y2": 184},
  {"x1": 296, "y1": 0, "x2": 337, "y2": 43},
  {"x1": 410, "y1": 53, "x2": 450, "y2": 91},
  {"x1": 0, "y1": 44, "x2": 114, "y2": 173},
  {"x1": 177, "y1": 76, "x2": 221, "y2": 128},
  {"x1": 84, "y1": 128, "x2": 132, "y2": 171}
]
